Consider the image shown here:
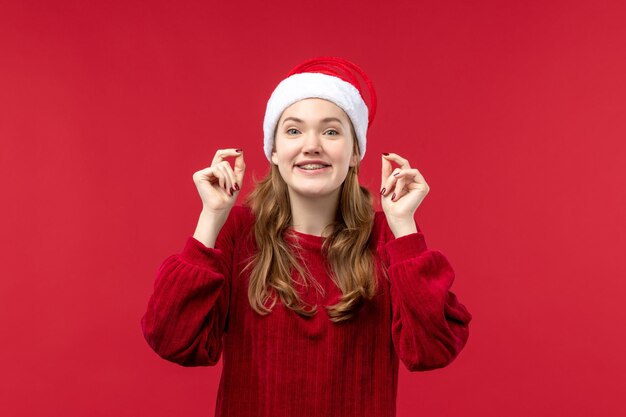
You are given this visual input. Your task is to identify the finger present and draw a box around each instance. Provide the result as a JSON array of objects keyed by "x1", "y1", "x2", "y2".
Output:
[
  {"x1": 382, "y1": 167, "x2": 401, "y2": 197},
  {"x1": 381, "y1": 154, "x2": 393, "y2": 189},
  {"x1": 394, "y1": 168, "x2": 426, "y2": 185},
  {"x1": 382, "y1": 152, "x2": 411, "y2": 169},
  {"x1": 391, "y1": 174, "x2": 406, "y2": 202},
  {"x1": 212, "y1": 148, "x2": 243, "y2": 167},
  {"x1": 193, "y1": 166, "x2": 218, "y2": 185},
  {"x1": 393, "y1": 168, "x2": 431, "y2": 199},
  {"x1": 221, "y1": 160, "x2": 239, "y2": 193},
  {"x1": 211, "y1": 165, "x2": 226, "y2": 191},
  {"x1": 215, "y1": 164, "x2": 232, "y2": 194}
]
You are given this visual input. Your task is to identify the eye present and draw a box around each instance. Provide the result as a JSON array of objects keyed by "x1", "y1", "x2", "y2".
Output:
[
  {"x1": 286, "y1": 128, "x2": 299, "y2": 135},
  {"x1": 326, "y1": 129, "x2": 339, "y2": 136}
]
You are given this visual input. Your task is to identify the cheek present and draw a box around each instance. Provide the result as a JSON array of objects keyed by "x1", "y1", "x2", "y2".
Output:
[
  {"x1": 333, "y1": 147, "x2": 353, "y2": 165},
  {"x1": 275, "y1": 141, "x2": 299, "y2": 159}
]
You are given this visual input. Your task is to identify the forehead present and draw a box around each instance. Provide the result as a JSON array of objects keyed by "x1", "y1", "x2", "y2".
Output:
[{"x1": 279, "y1": 98, "x2": 349, "y2": 121}]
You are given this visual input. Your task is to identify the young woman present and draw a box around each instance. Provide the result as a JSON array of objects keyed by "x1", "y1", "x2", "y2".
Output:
[{"x1": 141, "y1": 56, "x2": 472, "y2": 417}]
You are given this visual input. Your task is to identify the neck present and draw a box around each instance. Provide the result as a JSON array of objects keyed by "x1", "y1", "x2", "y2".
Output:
[{"x1": 288, "y1": 188, "x2": 341, "y2": 238}]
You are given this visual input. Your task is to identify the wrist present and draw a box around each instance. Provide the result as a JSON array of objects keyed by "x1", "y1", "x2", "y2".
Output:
[
  {"x1": 194, "y1": 210, "x2": 228, "y2": 248},
  {"x1": 387, "y1": 218, "x2": 418, "y2": 238}
]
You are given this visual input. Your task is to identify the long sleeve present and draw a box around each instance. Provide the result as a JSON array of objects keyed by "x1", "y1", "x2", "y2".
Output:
[
  {"x1": 140, "y1": 210, "x2": 237, "y2": 367},
  {"x1": 382, "y1": 222, "x2": 472, "y2": 372}
]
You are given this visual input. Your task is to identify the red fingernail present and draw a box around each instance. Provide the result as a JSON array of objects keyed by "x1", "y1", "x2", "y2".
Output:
[
  {"x1": 380, "y1": 188, "x2": 386, "y2": 195},
  {"x1": 391, "y1": 193, "x2": 396, "y2": 200},
  {"x1": 230, "y1": 187, "x2": 234, "y2": 195},
  {"x1": 235, "y1": 149, "x2": 242, "y2": 153},
  {"x1": 393, "y1": 172, "x2": 399, "y2": 176},
  {"x1": 382, "y1": 153, "x2": 389, "y2": 156},
  {"x1": 234, "y1": 183, "x2": 240, "y2": 191}
]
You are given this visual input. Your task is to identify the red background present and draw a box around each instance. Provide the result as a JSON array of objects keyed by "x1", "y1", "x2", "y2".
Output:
[{"x1": 1, "y1": 0, "x2": 625, "y2": 416}]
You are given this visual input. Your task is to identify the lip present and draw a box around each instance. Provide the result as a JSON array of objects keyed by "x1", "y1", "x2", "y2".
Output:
[{"x1": 294, "y1": 160, "x2": 331, "y2": 167}]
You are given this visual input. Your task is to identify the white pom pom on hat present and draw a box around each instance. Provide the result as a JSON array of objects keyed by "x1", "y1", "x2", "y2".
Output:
[{"x1": 263, "y1": 56, "x2": 377, "y2": 162}]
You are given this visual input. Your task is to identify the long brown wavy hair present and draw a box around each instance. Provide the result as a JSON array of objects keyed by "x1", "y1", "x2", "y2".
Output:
[{"x1": 241, "y1": 124, "x2": 385, "y2": 323}]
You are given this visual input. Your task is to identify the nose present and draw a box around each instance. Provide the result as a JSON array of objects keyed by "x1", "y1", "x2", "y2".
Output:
[{"x1": 302, "y1": 131, "x2": 323, "y2": 155}]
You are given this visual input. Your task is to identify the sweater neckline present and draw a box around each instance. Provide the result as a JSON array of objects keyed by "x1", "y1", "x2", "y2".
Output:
[{"x1": 285, "y1": 228, "x2": 326, "y2": 250}]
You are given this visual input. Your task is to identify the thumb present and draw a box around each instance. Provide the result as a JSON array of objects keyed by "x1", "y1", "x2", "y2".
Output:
[{"x1": 234, "y1": 150, "x2": 246, "y2": 182}]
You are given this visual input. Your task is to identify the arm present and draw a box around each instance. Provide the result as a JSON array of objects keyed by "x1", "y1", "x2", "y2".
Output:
[
  {"x1": 139, "y1": 208, "x2": 238, "y2": 367},
  {"x1": 382, "y1": 221, "x2": 472, "y2": 372}
]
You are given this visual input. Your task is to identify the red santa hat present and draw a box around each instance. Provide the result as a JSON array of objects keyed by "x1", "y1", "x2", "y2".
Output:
[{"x1": 263, "y1": 56, "x2": 377, "y2": 162}]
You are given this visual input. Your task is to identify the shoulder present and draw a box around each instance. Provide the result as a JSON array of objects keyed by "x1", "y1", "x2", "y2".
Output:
[
  {"x1": 229, "y1": 204, "x2": 254, "y2": 220},
  {"x1": 223, "y1": 204, "x2": 256, "y2": 235},
  {"x1": 214, "y1": 205, "x2": 256, "y2": 248}
]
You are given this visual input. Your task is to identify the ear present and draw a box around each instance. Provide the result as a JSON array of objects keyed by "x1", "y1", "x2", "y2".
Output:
[
  {"x1": 271, "y1": 150, "x2": 278, "y2": 165},
  {"x1": 349, "y1": 152, "x2": 358, "y2": 167}
]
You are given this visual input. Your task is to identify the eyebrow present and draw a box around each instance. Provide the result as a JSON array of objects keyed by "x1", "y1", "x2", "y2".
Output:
[{"x1": 281, "y1": 117, "x2": 345, "y2": 127}]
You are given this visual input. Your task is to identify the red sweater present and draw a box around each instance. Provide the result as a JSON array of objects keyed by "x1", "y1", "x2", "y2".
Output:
[{"x1": 141, "y1": 205, "x2": 472, "y2": 417}]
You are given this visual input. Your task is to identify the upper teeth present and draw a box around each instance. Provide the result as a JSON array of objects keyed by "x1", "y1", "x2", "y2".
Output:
[{"x1": 299, "y1": 164, "x2": 327, "y2": 169}]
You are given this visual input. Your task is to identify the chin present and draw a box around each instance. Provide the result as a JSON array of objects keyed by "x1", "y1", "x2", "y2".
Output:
[
  {"x1": 297, "y1": 189, "x2": 328, "y2": 197},
  {"x1": 294, "y1": 185, "x2": 341, "y2": 198}
]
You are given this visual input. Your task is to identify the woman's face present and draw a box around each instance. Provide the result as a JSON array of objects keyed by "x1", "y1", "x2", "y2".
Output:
[{"x1": 271, "y1": 98, "x2": 358, "y2": 200}]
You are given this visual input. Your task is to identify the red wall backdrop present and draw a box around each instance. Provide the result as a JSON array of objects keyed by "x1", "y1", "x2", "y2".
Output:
[{"x1": 1, "y1": 0, "x2": 625, "y2": 416}]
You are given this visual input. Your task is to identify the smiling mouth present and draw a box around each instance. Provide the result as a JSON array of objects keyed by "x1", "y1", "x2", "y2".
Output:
[{"x1": 294, "y1": 164, "x2": 331, "y2": 173}]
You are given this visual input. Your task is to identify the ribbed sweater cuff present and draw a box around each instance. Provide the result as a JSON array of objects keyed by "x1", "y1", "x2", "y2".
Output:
[
  {"x1": 180, "y1": 236, "x2": 227, "y2": 269},
  {"x1": 385, "y1": 232, "x2": 428, "y2": 265}
]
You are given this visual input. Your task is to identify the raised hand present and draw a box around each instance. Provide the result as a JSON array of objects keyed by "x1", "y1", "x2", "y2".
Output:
[
  {"x1": 192, "y1": 148, "x2": 245, "y2": 215},
  {"x1": 380, "y1": 152, "x2": 430, "y2": 236}
]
